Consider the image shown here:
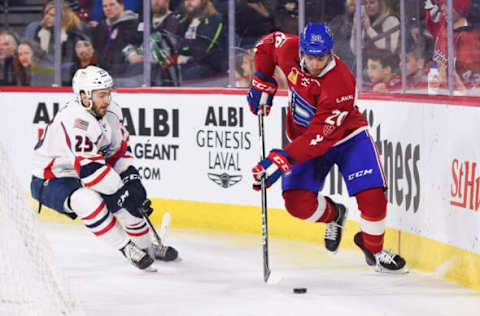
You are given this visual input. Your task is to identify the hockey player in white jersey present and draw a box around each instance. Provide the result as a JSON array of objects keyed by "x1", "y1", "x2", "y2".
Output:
[{"x1": 30, "y1": 66, "x2": 178, "y2": 270}]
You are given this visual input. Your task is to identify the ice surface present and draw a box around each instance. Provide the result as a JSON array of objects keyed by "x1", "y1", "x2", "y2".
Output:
[{"x1": 41, "y1": 223, "x2": 480, "y2": 316}]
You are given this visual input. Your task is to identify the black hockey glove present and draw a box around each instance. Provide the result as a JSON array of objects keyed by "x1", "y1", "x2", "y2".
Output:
[
  {"x1": 120, "y1": 166, "x2": 147, "y2": 200},
  {"x1": 113, "y1": 166, "x2": 152, "y2": 218}
]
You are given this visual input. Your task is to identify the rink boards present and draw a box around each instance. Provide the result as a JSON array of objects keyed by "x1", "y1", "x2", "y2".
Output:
[{"x1": 0, "y1": 87, "x2": 479, "y2": 290}]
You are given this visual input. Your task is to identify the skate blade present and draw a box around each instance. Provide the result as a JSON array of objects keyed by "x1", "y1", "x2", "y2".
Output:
[
  {"x1": 144, "y1": 265, "x2": 158, "y2": 273},
  {"x1": 374, "y1": 266, "x2": 409, "y2": 274}
]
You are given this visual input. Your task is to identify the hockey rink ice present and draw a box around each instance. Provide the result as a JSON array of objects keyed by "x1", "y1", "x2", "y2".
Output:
[{"x1": 43, "y1": 222, "x2": 480, "y2": 316}]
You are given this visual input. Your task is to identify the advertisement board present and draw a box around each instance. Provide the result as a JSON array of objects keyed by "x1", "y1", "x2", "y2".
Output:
[{"x1": 1, "y1": 89, "x2": 479, "y2": 258}]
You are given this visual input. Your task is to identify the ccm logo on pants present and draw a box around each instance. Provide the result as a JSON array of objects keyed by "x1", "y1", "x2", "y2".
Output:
[{"x1": 348, "y1": 169, "x2": 373, "y2": 181}]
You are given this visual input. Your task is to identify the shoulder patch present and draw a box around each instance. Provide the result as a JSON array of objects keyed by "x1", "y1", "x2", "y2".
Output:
[
  {"x1": 288, "y1": 67, "x2": 299, "y2": 85},
  {"x1": 74, "y1": 118, "x2": 89, "y2": 131}
]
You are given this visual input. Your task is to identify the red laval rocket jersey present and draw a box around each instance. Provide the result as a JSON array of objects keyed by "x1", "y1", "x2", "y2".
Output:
[{"x1": 254, "y1": 32, "x2": 368, "y2": 164}]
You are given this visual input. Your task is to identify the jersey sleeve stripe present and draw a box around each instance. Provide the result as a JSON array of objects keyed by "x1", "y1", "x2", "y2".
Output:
[
  {"x1": 94, "y1": 134, "x2": 103, "y2": 146},
  {"x1": 106, "y1": 140, "x2": 127, "y2": 166},
  {"x1": 43, "y1": 158, "x2": 57, "y2": 179},
  {"x1": 78, "y1": 156, "x2": 105, "y2": 161},
  {"x1": 83, "y1": 166, "x2": 112, "y2": 187},
  {"x1": 60, "y1": 122, "x2": 72, "y2": 150},
  {"x1": 79, "y1": 162, "x2": 106, "y2": 179}
]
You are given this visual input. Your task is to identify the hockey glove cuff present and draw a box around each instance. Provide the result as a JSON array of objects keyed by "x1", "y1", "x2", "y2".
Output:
[
  {"x1": 252, "y1": 149, "x2": 294, "y2": 191},
  {"x1": 120, "y1": 166, "x2": 142, "y2": 184},
  {"x1": 247, "y1": 72, "x2": 278, "y2": 116}
]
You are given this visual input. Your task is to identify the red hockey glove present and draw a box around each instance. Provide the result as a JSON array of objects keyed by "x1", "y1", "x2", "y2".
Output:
[
  {"x1": 247, "y1": 72, "x2": 278, "y2": 116},
  {"x1": 252, "y1": 149, "x2": 293, "y2": 191}
]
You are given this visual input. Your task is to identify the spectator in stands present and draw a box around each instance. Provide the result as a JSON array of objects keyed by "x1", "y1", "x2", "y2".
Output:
[
  {"x1": 366, "y1": 50, "x2": 401, "y2": 92},
  {"x1": 89, "y1": 0, "x2": 141, "y2": 26},
  {"x1": 17, "y1": 41, "x2": 37, "y2": 86},
  {"x1": 273, "y1": 0, "x2": 299, "y2": 35},
  {"x1": 0, "y1": 30, "x2": 18, "y2": 59},
  {"x1": 66, "y1": 35, "x2": 97, "y2": 85},
  {"x1": 0, "y1": 30, "x2": 25, "y2": 86},
  {"x1": 350, "y1": 0, "x2": 400, "y2": 56},
  {"x1": 151, "y1": 0, "x2": 178, "y2": 32},
  {"x1": 235, "y1": 47, "x2": 287, "y2": 88},
  {"x1": 91, "y1": 0, "x2": 141, "y2": 86},
  {"x1": 174, "y1": 0, "x2": 227, "y2": 81},
  {"x1": 31, "y1": 1, "x2": 86, "y2": 68},
  {"x1": 235, "y1": 0, "x2": 274, "y2": 48},
  {"x1": 425, "y1": 0, "x2": 480, "y2": 91},
  {"x1": 235, "y1": 48, "x2": 254, "y2": 87},
  {"x1": 403, "y1": 46, "x2": 428, "y2": 92},
  {"x1": 119, "y1": 0, "x2": 180, "y2": 86},
  {"x1": 329, "y1": 0, "x2": 356, "y2": 71}
]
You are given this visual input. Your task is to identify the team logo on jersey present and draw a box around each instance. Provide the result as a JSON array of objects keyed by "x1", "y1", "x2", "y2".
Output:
[
  {"x1": 288, "y1": 68, "x2": 298, "y2": 84},
  {"x1": 301, "y1": 77, "x2": 310, "y2": 87},
  {"x1": 309, "y1": 134, "x2": 324, "y2": 146},
  {"x1": 208, "y1": 172, "x2": 242, "y2": 189}
]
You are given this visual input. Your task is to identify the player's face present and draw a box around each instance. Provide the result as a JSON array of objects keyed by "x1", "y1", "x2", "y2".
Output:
[
  {"x1": 303, "y1": 54, "x2": 330, "y2": 76},
  {"x1": 91, "y1": 88, "x2": 112, "y2": 117},
  {"x1": 367, "y1": 59, "x2": 385, "y2": 83}
]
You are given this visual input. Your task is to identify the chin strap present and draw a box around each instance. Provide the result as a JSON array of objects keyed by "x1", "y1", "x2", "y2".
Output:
[{"x1": 300, "y1": 54, "x2": 333, "y2": 77}]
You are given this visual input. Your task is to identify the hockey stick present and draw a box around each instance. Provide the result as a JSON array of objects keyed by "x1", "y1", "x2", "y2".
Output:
[
  {"x1": 138, "y1": 201, "x2": 164, "y2": 247},
  {"x1": 258, "y1": 110, "x2": 271, "y2": 283}
]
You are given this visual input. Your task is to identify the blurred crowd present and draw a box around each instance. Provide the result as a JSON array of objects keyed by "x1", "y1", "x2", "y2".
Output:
[{"x1": 1, "y1": 0, "x2": 480, "y2": 95}]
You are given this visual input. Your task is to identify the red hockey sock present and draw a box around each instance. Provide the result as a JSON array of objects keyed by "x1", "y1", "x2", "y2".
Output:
[
  {"x1": 356, "y1": 187, "x2": 387, "y2": 254},
  {"x1": 318, "y1": 197, "x2": 336, "y2": 223},
  {"x1": 361, "y1": 232, "x2": 384, "y2": 254},
  {"x1": 283, "y1": 190, "x2": 336, "y2": 223}
]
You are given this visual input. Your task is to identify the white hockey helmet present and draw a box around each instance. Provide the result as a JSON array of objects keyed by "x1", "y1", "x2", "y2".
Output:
[{"x1": 72, "y1": 66, "x2": 113, "y2": 111}]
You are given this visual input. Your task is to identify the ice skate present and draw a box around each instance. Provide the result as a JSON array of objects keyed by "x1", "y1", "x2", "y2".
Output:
[
  {"x1": 324, "y1": 197, "x2": 348, "y2": 253},
  {"x1": 354, "y1": 232, "x2": 407, "y2": 273},
  {"x1": 120, "y1": 240, "x2": 154, "y2": 270},
  {"x1": 145, "y1": 243, "x2": 178, "y2": 261}
]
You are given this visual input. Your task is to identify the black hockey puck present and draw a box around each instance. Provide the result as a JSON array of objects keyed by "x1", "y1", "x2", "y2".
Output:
[{"x1": 293, "y1": 288, "x2": 307, "y2": 294}]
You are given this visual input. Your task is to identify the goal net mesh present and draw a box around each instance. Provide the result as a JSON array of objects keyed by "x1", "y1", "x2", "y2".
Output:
[{"x1": 0, "y1": 142, "x2": 83, "y2": 316}]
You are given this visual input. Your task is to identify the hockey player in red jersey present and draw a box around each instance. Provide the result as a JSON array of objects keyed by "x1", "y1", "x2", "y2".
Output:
[
  {"x1": 247, "y1": 23, "x2": 407, "y2": 273},
  {"x1": 31, "y1": 66, "x2": 178, "y2": 271}
]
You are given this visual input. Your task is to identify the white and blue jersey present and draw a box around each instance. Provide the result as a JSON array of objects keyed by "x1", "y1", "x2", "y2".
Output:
[{"x1": 31, "y1": 98, "x2": 134, "y2": 214}]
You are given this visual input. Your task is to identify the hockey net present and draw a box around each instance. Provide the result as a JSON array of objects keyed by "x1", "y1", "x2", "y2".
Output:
[{"x1": 0, "y1": 142, "x2": 83, "y2": 316}]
